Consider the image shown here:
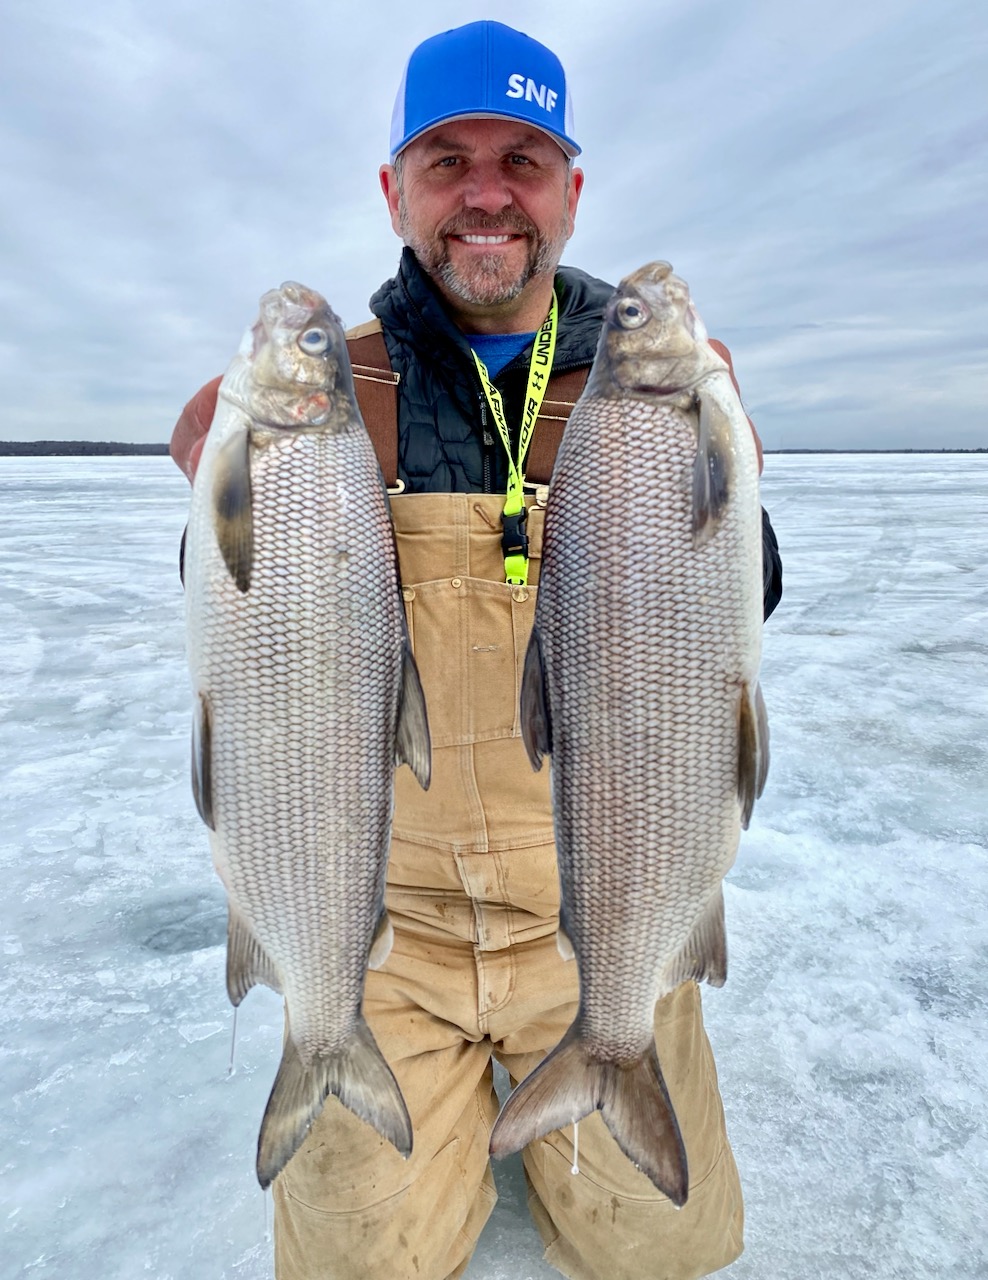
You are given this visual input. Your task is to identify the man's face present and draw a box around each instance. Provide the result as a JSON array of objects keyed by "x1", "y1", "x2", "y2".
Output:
[{"x1": 381, "y1": 119, "x2": 583, "y2": 313}]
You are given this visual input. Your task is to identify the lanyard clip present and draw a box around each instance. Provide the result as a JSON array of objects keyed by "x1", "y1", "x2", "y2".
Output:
[
  {"x1": 501, "y1": 507, "x2": 529, "y2": 562},
  {"x1": 502, "y1": 507, "x2": 530, "y2": 586}
]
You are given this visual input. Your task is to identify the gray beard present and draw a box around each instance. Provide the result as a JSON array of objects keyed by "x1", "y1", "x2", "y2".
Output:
[
  {"x1": 433, "y1": 241, "x2": 558, "y2": 307},
  {"x1": 399, "y1": 208, "x2": 570, "y2": 308}
]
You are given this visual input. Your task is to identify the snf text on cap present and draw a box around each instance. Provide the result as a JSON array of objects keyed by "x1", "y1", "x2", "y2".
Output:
[{"x1": 506, "y1": 74, "x2": 559, "y2": 112}]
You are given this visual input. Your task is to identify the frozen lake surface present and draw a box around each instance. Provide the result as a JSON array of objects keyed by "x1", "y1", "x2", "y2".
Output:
[{"x1": 2, "y1": 454, "x2": 986, "y2": 1279}]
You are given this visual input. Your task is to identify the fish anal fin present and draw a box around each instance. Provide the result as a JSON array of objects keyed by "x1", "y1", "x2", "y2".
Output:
[
  {"x1": 227, "y1": 905, "x2": 282, "y2": 1005},
  {"x1": 738, "y1": 680, "x2": 770, "y2": 828},
  {"x1": 663, "y1": 890, "x2": 728, "y2": 991},
  {"x1": 256, "y1": 1016, "x2": 412, "y2": 1188},
  {"x1": 691, "y1": 390, "x2": 735, "y2": 547},
  {"x1": 212, "y1": 428, "x2": 254, "y2": 592},
  {"x1": 520, "y1": 625, "x2": 551, "y2": 771},
  {"x1": 367, "y1": 912, "x2": 394, "y2": 971},
  {"x1": 395, "y1": 643, "x2": 431, "y2": 791},
  {"x1": 191, "y1": 692, "x2": 215, "y2": 830},
  {"x1": 490, "y1": 1025, "x2": 688, "y2": 1206}
]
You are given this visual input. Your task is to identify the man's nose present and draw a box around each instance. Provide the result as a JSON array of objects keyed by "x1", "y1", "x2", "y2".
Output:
[{"x1": 460, "y1": 164, "x2": 512, "y2": 214}]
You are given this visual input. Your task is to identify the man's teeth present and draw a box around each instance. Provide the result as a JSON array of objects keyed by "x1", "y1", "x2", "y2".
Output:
[{"x1": 458, "y1": 234, "x2": 514, "y2": 244}]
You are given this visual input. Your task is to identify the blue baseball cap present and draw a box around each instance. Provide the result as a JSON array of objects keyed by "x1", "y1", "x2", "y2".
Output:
[{"x1": 390, "y1": 21, "x2": 580, "y2": 161}]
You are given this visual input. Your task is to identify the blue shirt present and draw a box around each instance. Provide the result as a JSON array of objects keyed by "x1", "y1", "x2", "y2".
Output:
[{"x1": 468, "y1": 331, "x2": 537, "y2": 379}]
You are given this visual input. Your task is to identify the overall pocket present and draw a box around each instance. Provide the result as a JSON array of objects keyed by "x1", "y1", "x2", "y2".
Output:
[{"x1": 402, "y1": 575, "x2": 537, "y2": 748}]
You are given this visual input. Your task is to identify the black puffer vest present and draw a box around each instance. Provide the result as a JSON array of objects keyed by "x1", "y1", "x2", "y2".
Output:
[
  {"x1": 368, "y1": 248, "x2": 613, "y2": 494},
  {"x1": 363, "y1": 249, "x2": 782, "y2": 618}
]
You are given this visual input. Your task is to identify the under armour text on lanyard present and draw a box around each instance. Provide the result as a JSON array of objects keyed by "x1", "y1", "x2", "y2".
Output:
[{"x1": 471, "y1": 293, "x2": 558, "y2": 585}]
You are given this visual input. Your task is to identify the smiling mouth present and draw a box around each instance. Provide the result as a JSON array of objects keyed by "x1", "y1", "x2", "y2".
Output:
[{"x1": 451, "y1": 233, "x2": 522, "y2": 245}]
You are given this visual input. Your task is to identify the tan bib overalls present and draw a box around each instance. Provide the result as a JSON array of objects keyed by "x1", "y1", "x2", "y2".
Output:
[
  {"x1": 272, "y1": 339, "x2": 744, "y2": 1280},
  {"x1": 270, "y1": 327, "x2": 742, "y2": 1269}
]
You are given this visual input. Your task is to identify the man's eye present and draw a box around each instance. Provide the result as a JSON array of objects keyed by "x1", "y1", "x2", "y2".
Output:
[
  {"x1": 437, "y1": 156, "x2": 459, "y2": 168},
  {"x1": 509, "y1": 154, "x2": 533, "y2": 165}
]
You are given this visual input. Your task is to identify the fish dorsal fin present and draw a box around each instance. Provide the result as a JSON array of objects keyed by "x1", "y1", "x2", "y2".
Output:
[
  {"x1": 738, "y1": 680, "x2": 770, "y2": 828},
  {"x1": 226, "y1": 905, "x2": 282, "y2": 1005},
  {"x1": 191, "y1": 692, "x2": 215, "y2": 830},
  {"x1": 691, "y1": 387, "x2": 735, "y2": 547},
  {"x1": 395, "y1": 643, "x2": 431, "y2": 790},
  {"x1": 662, "y1": 889, "x2": 728, "y2": 991},
  {"x1": 520, "y1": 625, "x2": 552, "y2": 770},
  {"x1": 212, "y1": 427, "x2": 254, "y2": 592}
]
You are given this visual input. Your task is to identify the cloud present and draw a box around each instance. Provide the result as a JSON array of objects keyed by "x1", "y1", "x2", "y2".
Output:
[{"x1": 1, "y1": 0, "x2": 984, "y2": 447}]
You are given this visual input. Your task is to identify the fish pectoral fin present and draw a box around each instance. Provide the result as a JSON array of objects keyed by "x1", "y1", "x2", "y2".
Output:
[
  {"x1": 664, "y1": 889, "x2": 728, "y2": 990},
  {"x1": 212, "y1": 427, "x2": 254, "y2": 592},
  {"x1": 490, "y1": 1026, "x2": 688, "y2": 1207},
  {"x1": 738, "y1": 680, "x2": 770, "y2": 828},
  {"x1": 395, "y1": 642, "x2": 431, "y2": 790},
  {"x1": 256, "y1": 1016, "x2": 412, "y2": 1189},
  {"x1": 520, "y1": 625, "x2": 551, "y2": 771},
  {"x1": 191, "y1": 693, "x2": 215, "y2": 830},
  {"x1": 691, "y1": 389, "x2": 735, "y2": 547},
  {"x1": 367, "y1": 911, "x2": 394, "y2": 971},
  {"x1": 226, "y1": 905, "x2": 282, "y2": 1005}
]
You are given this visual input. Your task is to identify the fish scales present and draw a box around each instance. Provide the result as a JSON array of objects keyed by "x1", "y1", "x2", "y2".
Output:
[
  {"x1": 184, "y1": 282, "x2": 429, "y2": 1188},
  {"x1": 188, "y1": 432, "x2": 399, "y2": 1047},
  {"x1": 545, "y1": 393, "x2": 759, "y2": 1047},
  {"x1": 489, "y1": 262, "x2": 768, "y2": 1206}
]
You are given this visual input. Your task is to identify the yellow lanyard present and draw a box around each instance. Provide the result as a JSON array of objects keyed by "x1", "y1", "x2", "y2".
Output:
[{"x1": 470, "y1": 293, "x2": 558, "y2": 585}]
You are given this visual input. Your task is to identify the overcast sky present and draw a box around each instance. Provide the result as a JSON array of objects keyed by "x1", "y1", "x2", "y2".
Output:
[{"x1": 2, "y1": 0, "x2": 985, "y2": 448}]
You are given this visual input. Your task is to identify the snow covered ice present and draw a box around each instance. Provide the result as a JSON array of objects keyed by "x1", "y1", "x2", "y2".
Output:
[{"x1": 2, "y1": 454, "x2": 986, "y2": 1279}]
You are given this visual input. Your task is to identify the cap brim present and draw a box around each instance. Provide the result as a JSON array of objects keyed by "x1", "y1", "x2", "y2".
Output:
[{"x1": 392, "y1": 111, "x2": 581, "y2": 161}]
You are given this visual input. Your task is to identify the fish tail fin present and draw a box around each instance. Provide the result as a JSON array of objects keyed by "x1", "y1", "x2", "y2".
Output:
[
  {"x1": 256, "y1": 1016, "x2": 412, "y2": 1188},
  {"x1": 600, "y1": 1045, "x2": 688, "y2": 1205},
  {"x1": 490, "y1": 1026, "x2": 688, "y2": 1206}
]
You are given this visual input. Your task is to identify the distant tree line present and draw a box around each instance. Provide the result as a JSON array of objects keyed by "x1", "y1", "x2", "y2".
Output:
[{"x1": 0, "y1": 441, "x2": 170, "y2": 456}]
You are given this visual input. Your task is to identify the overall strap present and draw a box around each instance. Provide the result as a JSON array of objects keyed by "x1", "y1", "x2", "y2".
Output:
[
  {"x1": 344, "y1": 319, "x2": 590, "y2": 490},
  {"x1": 346, "y1": 319, "x2": 400, "y2": 488},
  {"x1": 524, "y1": 367, "x2": 590, "y2": 484}
]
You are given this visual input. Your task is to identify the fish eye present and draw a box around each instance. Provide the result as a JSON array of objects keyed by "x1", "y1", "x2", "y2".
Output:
[
  {"x1": 615, "y1": 298, "x2": 650, "y2": 330},
  {"x1": 298, "y1": 328, "x2": 331, "y2": 356}
]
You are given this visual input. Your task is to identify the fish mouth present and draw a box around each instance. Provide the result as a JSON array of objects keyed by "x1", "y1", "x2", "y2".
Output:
[
  {"x1": 624, "y1": 371, "x2": 714, "y2": 398},
  {"x1": 627, "y1": 382, "x2": 688, "y2": 396}
]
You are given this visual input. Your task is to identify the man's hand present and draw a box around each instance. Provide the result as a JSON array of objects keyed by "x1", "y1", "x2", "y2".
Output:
[
  {"x1": 708, "y1": 339, "x2": 764, "y2": 474},
  {"x1": 169, "y1": 375, "x2": 222, "y2": 484}
]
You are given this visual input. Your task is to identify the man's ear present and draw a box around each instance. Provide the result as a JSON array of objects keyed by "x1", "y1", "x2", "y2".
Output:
[
  {"x1": 567, "y1": 166, "x2": 585, "y2": 234},
  {"x1": 380, "y1": 165, "x2": 402, "y2": 237}
]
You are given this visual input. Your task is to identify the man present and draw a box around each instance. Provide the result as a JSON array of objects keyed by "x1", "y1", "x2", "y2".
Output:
[{"x1": 172, "y1": 21, "x2": 783, "y2": 1280}]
